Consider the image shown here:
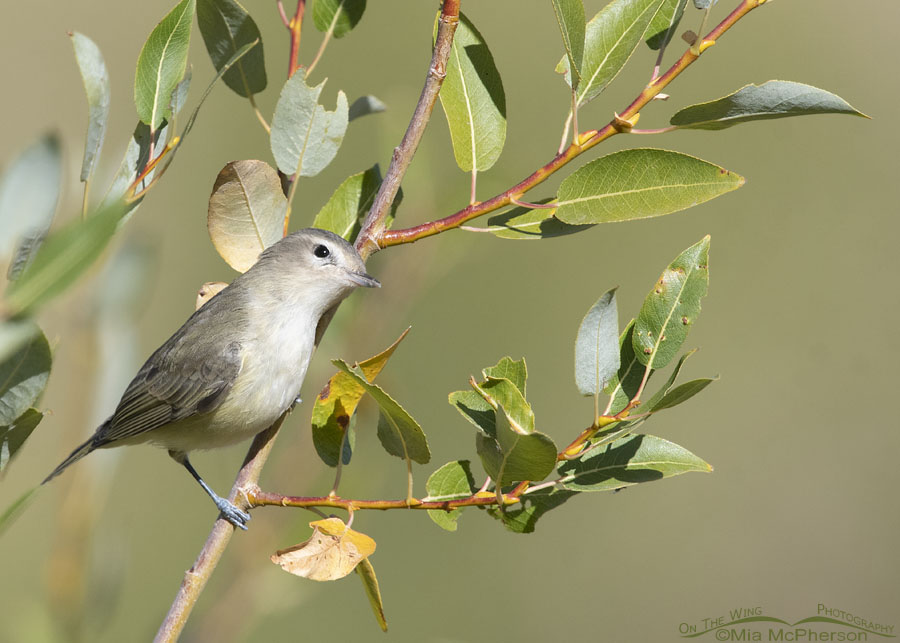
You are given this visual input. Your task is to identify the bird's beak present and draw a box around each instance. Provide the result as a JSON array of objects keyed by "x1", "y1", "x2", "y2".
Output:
[{"x1": 347, "y1": 270, "x2": 381, "y2": 288}]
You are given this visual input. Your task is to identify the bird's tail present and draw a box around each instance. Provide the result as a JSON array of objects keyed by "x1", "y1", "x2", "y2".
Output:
[{"x1": 42, "y1": 436, "x2": 97, "y2": 484}]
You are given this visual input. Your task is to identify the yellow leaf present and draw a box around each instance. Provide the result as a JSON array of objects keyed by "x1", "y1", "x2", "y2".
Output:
[{"x1": 270, "y1": 517, "x2": 376, "y2": 582}]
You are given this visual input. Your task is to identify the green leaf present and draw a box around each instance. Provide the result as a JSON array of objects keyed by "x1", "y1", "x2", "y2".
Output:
[
  {"x1": 333, "y1": 360, "x2": 430, "y2": 465},
  {"x1": 355, "y1": 559, "x2": 387, "y2": 633},
  {"x1": 558, "y1": 433, "x2": 711, "y2": 491},
  {"x1": 633, "y1": 236, "x2": 710, "y2": 369},
  {"x1": 557, "y1": 0, "x2": 665, "y2": 107},
  {"x1": 476, "y1": 403, "x2": 557, "y2": 486},
  {"x1": 311, "y1": 328, "x2": 409, "y2": 467},
  {"x1": 312, "y1": 0, "x2": 367, "y2": 38},
  {"x1": 670, "y1": 80, "x2": 869, "y2": 130},
  {"x1": 0, "y1": 488, "x2": 38, "y2": 536},
  {"x1": 556, "y1": 148, "x2": 744, "y2": 225},
  {"x1": 0, "y1": 135, "x2": 62, "y2": 281},
  {"x1": 70, "y1": 32, "x2": 111, "y2": 182},
  {"x1": 437, "y1": 12, "x2": 506, "y2": 172},
  {"x1": 0, "y1": 320, "x2": 40, "y2": 365},
  {"x1": 197, "y1": 0, "x2": 267, "y2": 98},
  {"x1": 312, "y1": 165, "x2": 381, "y2": 241},
  {"x1": 270, "y1": 75, "x2": 349, "y2": 178},
  {"x1": 604, "y1": 320, "x2": 646, "y2": 414},
  {"x1": 0, "y1": 408, "x2": 43, "y2": 473},
  {"x1": 207, "y1": 160, "x2": 286, "y2": 272},
  {"x1": 134, "y1": 0, "x2": 196, "y2": 131},
  {"x1": 642, "y1": 348, "x2": 696, "y2": 411},
  {"x1": 651, "y1": 378, "x2": 714, "y2": 411},
  {"x1": 348, "y1": 95, "x2": 386, "y2": 122},
  {"x1": 551, "y1": 0, "x2": 586, "y2": 89},
  {"x1": 425, "y1": 460, "x2": 477, "y2": 531},
  {"x1": 488, "y1": 487, "x2": 578, "y2": 534},
  {"x1": 645, "y1": 0, "x2": 687, "y2": 50},
  {"x1": 169, "y1": 66, "x2": 192, "y2": 116},
  {"x1": 4, "y1": 202, "x2": 126, "y2": 316},
  {"x1": 0, "y1": 332, "x2": 50, "y2": 426},
  {"x1": 471, "y1": 377, "x2": 535, "y2": 436},
  {"x1": 575, "y1": 288, "x2": 620, "y2": 397},
  {"x1": 483, "y1": 357, "x2": 527, "y2": 398},
  {"x1": 470, "y1": 200, "x2": 591, "y2": 240}
]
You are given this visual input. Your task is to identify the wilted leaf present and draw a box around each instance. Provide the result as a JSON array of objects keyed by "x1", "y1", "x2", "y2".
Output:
[
  {"x1": 574, "y1": 288, "x2": 620, "y2": 397},
  {"x1": 0, "y1": 331, "x2": 50, "y2": 426},
  {"x1": 425, "y1": 460, "x2": 477, "y2": 531},
  {"x1": 645, "y1": 0, "x2": 687, "y2": 50},
  {"x1": 633, "y1": 236, "x2": 709, "y2": 369},
  {"x1": 312, "y1": 0, "x2": 367, "y2": 38},
  {"x1": 312, "y1": 165, "x2": 381, "y2": 241},
  {"x1": 437, "y1": 12, "x2": 506, "y2": 172},
  {"x1": 134, "y1": 0, "x2": 195, "y2": 130},
  {"x1": 70, "y1": 32, "x2": 111, "y2": 182},
  {"x1": 670, "y1": 80, "x2": 868, "y2": 130},
  {"x1": 197, "y1": 0, "x2": 267, "y2": 97},
  {"x1": 558, "y1": 433, "x2": 711, "y2": 491},
  {"x1": 196, "y1": 281, "x2": 227, "y2": 310},
  {"x1": 348, "y1": 95, "x2": 386, "y2": 122},
  {"x1": 271, "y1": 75, "x2": 349, "y2": 178},
  {"x1": 271, "y1": 517, "x2": 376, "y2": 581},
  {"x1": 551, "y1": 0, "x2": 586, "y2": 89},
  {"x1": 556, "y1": 148, "x2": 743, "y2": 225},
  {"x1": 557, "y1": 0, "x2": 665, "y2": 106},
  {"x1": 207, "y1": 160, "x2": 286, "y2": 272},
  {"x1": 356, "y1": 558, "x2": 387, "y2": 632},
  {"x1": 0, "y1": 408, "x2": 43, "y2": 473},
  {"x1": 333, "y1": 357, "x2": 429, "y2": 464},
  {"x1": 312, "y1": 328, "x2": 409, "y2": 466},
  {"x1": 4, "y1": 201, "x2": 126, "y2": 316},
  {"x1": 0, "y1": 135, "x2": 62, "y2": 280}
]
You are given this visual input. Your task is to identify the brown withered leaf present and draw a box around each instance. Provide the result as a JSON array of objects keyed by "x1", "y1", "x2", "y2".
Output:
[{"x1": 270, "y1": 517, "x2": 376, "y2": 582}]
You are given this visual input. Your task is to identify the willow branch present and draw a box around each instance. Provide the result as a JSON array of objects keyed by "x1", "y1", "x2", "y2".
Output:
[
  {"x1": 154, "y1": 416, "x2": 286, "y2": 643},
  {"x1": 354, "y1": 0, "x2": 460, "y2": 260},
  {"x1": 378, "y1": 0, "x2": 764, "y2": 248},
  {"x1": 287, "y1": 0, "x2": 306, "y2": 79}
]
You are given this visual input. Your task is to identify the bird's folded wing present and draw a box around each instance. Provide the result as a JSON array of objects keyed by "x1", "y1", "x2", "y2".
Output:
[{"x1": 97, "y1": 339, "x2": 244, "y2": 444}]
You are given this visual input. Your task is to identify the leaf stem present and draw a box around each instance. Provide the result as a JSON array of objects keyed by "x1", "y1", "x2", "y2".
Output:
[
  {"x1": 629, "y1": 126, "x2": 678, "y2": 134},
  {"x1": 377, "y1": 0, "x2": 764, "y2": 249},
  {"x1": 354, "y1": 0, "x2": 461, "y2": 260},
  {"x1": 287, "y1": 0, "x2": 306, "y2": 79}
]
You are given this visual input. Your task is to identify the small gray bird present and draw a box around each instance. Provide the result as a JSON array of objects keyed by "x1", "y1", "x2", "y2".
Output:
[{"x1": 44, "y1": 228, "x2": 379, "y2": 529}]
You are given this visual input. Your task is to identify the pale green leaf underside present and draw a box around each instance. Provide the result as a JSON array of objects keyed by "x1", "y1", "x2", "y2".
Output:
[
  {"x1": 574, "y1": 288, "x2": 620, "y2": 396},
  {"x1": 70, "y1": 32, "x2": 111, "y2": 182},
  {"x1": 670, "y1": 80, "x2": 868, "y2": 130},
  {"x1": 0, "y1": 332, "x2": 50, "y2": 426},
  {"x1": 555, "y1": 148, "x2": 744, "y2": 225}
]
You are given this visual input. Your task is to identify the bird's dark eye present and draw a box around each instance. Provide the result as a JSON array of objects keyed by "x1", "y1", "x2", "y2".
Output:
[{"x1": 313, "y1": 244, "x2": 330, "y2": 258}]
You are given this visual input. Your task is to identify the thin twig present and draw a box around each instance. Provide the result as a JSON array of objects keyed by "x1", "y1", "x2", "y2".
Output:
[
  {"x1": 378, "y1": 0, "x2": 764, "y2": 249},
  {"x1": 287, "y1": 0, "x2": 306, "y2": 78},
  {"x1": 354, "y1": 0, "x2": 461, "y2": 260},
  {"x1": 305, "y1": 7, "x2": 340, "y2": 78},
  {"x1": 154, "y1": 416, "x2": 285, "y2": 643}
]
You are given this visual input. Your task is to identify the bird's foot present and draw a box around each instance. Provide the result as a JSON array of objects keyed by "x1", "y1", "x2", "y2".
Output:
[{"x1": 214, "y1": 496, "x2": 251, "y2": 530}]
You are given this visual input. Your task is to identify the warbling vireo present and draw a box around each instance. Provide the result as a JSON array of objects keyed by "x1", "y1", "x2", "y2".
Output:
[{"x1": 44, "y1": 228, "x2": 380, "y2": 529}]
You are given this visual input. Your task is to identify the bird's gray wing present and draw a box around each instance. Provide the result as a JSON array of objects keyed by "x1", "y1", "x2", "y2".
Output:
[{"x1": 95, "y1": 295, "x2": 245, "y2": 445}]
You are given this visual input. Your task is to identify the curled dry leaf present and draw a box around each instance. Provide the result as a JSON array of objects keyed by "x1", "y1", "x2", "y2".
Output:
[
  {"x1": 270, "y1": 517, "x2": 376, "y2": 582},
  {"x1": 196, "y1": 281, "x2": 228, "y2": 310}
]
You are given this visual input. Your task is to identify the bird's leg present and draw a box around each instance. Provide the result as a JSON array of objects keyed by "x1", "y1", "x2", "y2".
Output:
[{"x1": 168, "y1": 450, "x2": 251, "y2": 530}]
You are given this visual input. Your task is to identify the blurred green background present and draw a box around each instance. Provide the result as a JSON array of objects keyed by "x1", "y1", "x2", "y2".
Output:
[{"x1": 2, "y1": 1, "x2": 897, "y2": 641}]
